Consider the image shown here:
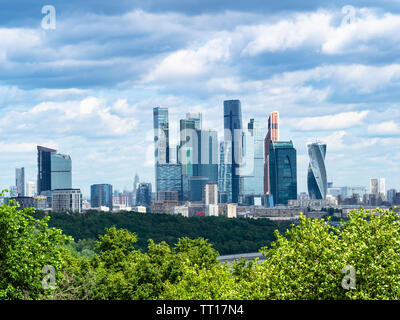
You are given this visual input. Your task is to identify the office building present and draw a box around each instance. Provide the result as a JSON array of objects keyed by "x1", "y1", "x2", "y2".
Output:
[
  {"x1": 387, "y1": 189, "x2": 397, "y2": 204},
  {"x1": 9, "y1": 186, "x2": 17, "y2": 197},
  {"x1": 203, "y1": 183, "x2": 218, "y2": 205},
  {"x1": 379, "y1": 178, "x2": 386, "y2": 197},
  {"x1": 34, "y1": 196, "x2": 47, "y2": 210},
  {"x1": 264, "y1": 111, "x2": 279, "y2": 195},
  {"x1": 15, "y1": 167, "x2": 25, "y2": 196},
  {"x1": 91, "y1": 184, "x2": 113, "y2": 211},
  {"x1": 370, "y1": 179, "x2": 379, "y2": 195},
  {"x1": 26, "y1": 181, "x2": 36, "y2": 197},
  {"x1": 223, "y1": 99, "x2": 243, "y2": 203},
  {"x1": 37, "y1": 146, "x2": 72, "y2": 194},
  {"x1": 10, "y1": 196, "x2": 34, "y2": 210},
  {"x1": 153, "y1": 106, "x2": 170, "y2": 165},
  {"x1": 136, "y1": 182, "x2": 152, "y2": 208},
  {"x1": 52, "y1": 189, "x2": 82, "y2": 213},
  {"x1": 241, "y1": 119, "x2": 266, "y2": 202},
  {"x1": 307, "y1": 142, "x2": 327, "y2": 200},
  {"x1": 156, "y1": 163, "x2": 182, "y2": 200},
  {"x1": 268, "y1": 141, "x2": 297, "y2": 205}
]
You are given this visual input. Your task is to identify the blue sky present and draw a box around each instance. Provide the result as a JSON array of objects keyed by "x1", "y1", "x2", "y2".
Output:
[{"x1": 1, "y1": 0, "x2": 400, "y2": 197}]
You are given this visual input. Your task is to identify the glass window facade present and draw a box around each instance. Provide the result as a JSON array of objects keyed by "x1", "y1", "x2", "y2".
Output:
[
  {"x1": 223, "y1": 100, "x2": 243, "y2": 203},
  {"x1": 307, "y1": 142, "x2": 327, "y2": 200},
  {"x1": 156, "y1": 163, "x2": 183, "y2": 200},
  {"x1": 91, "y1": 184, "x2": 113, "y2": 210},
  {"x1": 51, "y1": 153, "x2": 72, "y2": 190},
  {"x1": 269, "y1": 141, "x2": 297, "y2": 205}
]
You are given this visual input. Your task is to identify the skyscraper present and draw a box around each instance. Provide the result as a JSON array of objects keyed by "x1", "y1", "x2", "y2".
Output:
[
  {"x1": 307, "y1": 142, "x2": 328, "y2": 200},
  {"x1": 153, "y1": 106, "x2": 170, "y2": 165},
  {"x1": 241, "y1": 119, "x2": 266, "y2": 202},
  {"x1": 264, "y1": 111, "x2": 279, "y2": 195},
  {"x1": 15, "y1": 167, "x2": 25, "y2": 196},
  {"x1": 91, "y1": 184, "x2": 113, "y2": 211},
  {"x1": 26, "y1": 181, "x2": 36, "y2": 197},
  {"x1": 379, "y1": 178, "x2": 386, "y2": 196},
  {"x1": 223, "y1": 100, "x2": 243, "y2": 203},
  {"x1": 154, "y1": 107, "x2": 170, "y2": 196},
  {"x1": 370, "y1": 178, "x2": 378, "y2": 195},
  {"x1": 37, "y1": 146, "x2": 72, "y2": 194},
  {"x1": 156, "y1": 163, "x2": 183, "y2": 200},
  {"x1": 136, "y1": 182, "x2": 152, "y2": 207},
  {"x1": 269, "y1": 141, "x2": 297, "y2": 205},
  {"x1": 52, "y1": 189, "x2": 82, "y2": 213}
]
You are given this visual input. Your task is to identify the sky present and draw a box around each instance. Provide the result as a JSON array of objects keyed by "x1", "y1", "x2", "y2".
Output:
[{"x1": 1, "y1": 0, "x2": 400, "y2": 198}]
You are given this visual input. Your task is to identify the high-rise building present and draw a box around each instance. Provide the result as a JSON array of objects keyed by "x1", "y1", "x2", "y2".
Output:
[
  {"x1": 91, "y1": 184, "x2": 113, "y2": 211},
  {"x1": 156, "y1": 163, "x2": 182, "y2": 200},
  {"x1": 370, "y1": 178, "x2": 379, "y2": 195},
  {"x1": 153, "y1": 106, "x2": 170, "y2": 165},
  {"x1": 133, "y1": 173, "x2": 140, "y2": 203},
  {"x1": 223, "y1": 100, "x2": 243, "y2": 203},
  {"x1": 203, "y1": 183, "x2": 218, "y2": 205},
  {"x1": 268, "y1": 141, "x2": 297, "y2": 205},
  {"x1": 15, "y1": 167, "x2": 25, "y2": 196},
  {"x1": 52, "y1": 189, "x2": 82, "y2": 213},
  {"x1": 9, "y1": 186, "x2": 17, "y2": 197},
  {"x1": 387, "y1": 189, "x2": 397, "y2": 204},
  {"x1": 136, "y1": 182, "x2": 152, "y2": 207},
  {"x1": 264, "y1": 111, "x2": 279, "y2": 195},
  {"x1": 37, "y1": 146, "x2": 72, "y2": 194},
  {"x1": 307, "y1": 142, "x2": 327, "y2": 200},
  {"x1": 26, "y1": 181, "x2": 36, "y2": 197},
  {"x1": 154, "y1": 107, "x2": 170, "y2": 197},
  {"x1": 186, "y1": 112, "x2": 202, "y2": 130},
  {"x1": 241, "y1": 119, "x2": 266, "y2": 202},
  {"x1": 379, "y1": 178, "x2": 386, "y2": 196}
]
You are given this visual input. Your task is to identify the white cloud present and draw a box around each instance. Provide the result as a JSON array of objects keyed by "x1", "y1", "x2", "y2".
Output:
[
  {"x1": 367, "y1": 121, "x2": 400, "y2": 136},
  {"x1": 286, "y1": 111, "x2": 369, "y2": 131}
]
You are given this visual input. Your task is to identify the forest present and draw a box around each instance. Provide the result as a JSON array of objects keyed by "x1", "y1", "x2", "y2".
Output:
[{"x1": 31, "y1": 210, "x2": 293, "y2": 256}]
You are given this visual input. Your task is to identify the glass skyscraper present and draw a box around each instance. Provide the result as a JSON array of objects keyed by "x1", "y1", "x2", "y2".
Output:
[
  {"x1": 136, "y1": 182, "x2": 152, "y2": 207},
  {"x1": 15, "y1": 167, "x2": 25, "y2": 196},
  {"x1": 153, "y1": 106, "x2": 170, "y2": 165},
  {"x1": 37, "y1": 146, "x2": 72, "y2": 194},
  {"x1": 91, "y1": 184, "x2": 113, "y2": 210},
  {"x1": 307, "y1": 142, "x2": 327, "y2": 200},
  {"x1": 156, "y1": 163, "x2": 183, "y2": 200},
  {"x1": 223, "y1": 100, "x2": 243, "y2": 203},
  {"x1": 269, "y1": 141, "x2": 297, "y2": 205},
  {"x1": 241, "y1": 119, "x2": 266, "y2": 201}
]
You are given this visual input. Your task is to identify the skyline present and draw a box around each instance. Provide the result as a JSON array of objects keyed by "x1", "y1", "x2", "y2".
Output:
[{"x1": 1, "y1": 1, "x2": 400, "y2": 196}]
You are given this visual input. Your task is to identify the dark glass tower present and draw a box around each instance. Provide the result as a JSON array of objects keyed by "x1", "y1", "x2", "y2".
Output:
[
  {"x1": 223, "y1": 100, "x2": 243, "y2": 203},
  {"x1": 37, "y1": 146, "x2": 72, "y2": 194},
  {"x1": 269, "y1": 141, "x2": 297, "y2": 205},
  {"x1": 136, "y1": 182, "x2": 152, "y2": 208},
  {"x1": 91, "y1": 184, "x2": 113, "y2": 211},
  {"x1": 307, "y1": 142, "x2": 327, "y2": 200},
  {"x1": 37, "y1": 146, "x2": 56, "y2": 194}
]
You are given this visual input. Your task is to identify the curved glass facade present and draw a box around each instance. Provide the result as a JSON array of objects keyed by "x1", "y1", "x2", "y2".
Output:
[{"x1": 307, "y1": 142, "x2": 327, "y2": 200}]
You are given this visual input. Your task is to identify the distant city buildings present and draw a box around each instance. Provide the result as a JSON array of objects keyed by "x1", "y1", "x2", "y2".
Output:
[
  {"x1": 37, "y1": 146, "x2": 72, "y2": 194},
  {"x1": 52, "y1": 189, "x2": 82, "y2": 213},
  {"x1": 136, "y1": 182, "x2": 152, "y2": 208},
  {"x1": 307, "y1": 142, "x2": 327, "y2": 200},
  {"x1": 15, "y1": 167, "x2": 25, "y2": 196},
  {"x1": 223, "y1": 99, "x2": 243, "y2": 203},
  {"x1": 26, "y1": 181, "x2": 36, "y2": 197},
  {"x1": 91, "y1": 184, "x2": 113, "y2": 211},
  {"x1": 268, "y1": 141, "x2": 297, "y2": 205}
]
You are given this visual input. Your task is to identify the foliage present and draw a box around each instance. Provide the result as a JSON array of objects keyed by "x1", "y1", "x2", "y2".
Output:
[
  {"x1": 0, "y1": 194, "x2": 71, "y2": 299},
  {"x1": 31, "y1": 210, "x2": 292, "y2": 255},
  {"x1": 5, "y1": 200, "x2": 400, "y2": 300}
]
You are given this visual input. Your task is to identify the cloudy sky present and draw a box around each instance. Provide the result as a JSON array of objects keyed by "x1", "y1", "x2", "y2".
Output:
[{"x1": 1, "y1": 0, "x2": 400, "y2": 197}]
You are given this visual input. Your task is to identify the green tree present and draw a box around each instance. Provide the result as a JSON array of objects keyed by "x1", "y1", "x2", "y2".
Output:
[{"x1": 0, "y1": 194, "x2": 71, "y2": 300}]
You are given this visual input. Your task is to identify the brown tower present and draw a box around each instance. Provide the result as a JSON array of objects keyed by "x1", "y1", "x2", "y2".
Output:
[{"x1": 264, "y1": 111, "x2": 279, "y2": 195}]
